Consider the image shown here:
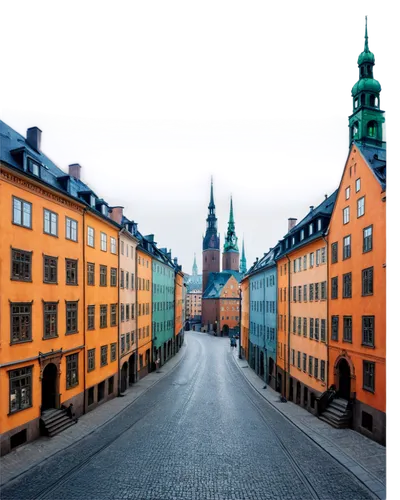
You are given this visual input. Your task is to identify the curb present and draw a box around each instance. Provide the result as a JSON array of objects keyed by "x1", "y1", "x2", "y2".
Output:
[
  {"x1": 230, "y1": 351, "x2": 385, "y2": 500},
  {"x1": 1, "y1": 343, "x2": 188, "y2": 487}
]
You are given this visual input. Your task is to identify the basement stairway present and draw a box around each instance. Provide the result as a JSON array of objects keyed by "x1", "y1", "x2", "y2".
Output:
[
  {"x1": 40, "y1": 408, "x2": 77, "y2": 437},
  {"x1": 319, "y1": 397, "x2": 352, "y2": 429}
]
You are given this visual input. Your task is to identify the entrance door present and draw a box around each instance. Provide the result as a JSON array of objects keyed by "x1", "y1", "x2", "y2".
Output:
[
  {"x1": 222, "y1": 324, "x2": 229, "y2": 336},
  {"x1": 259, "y1": 351, "x2": 265, "y2": 379},
  {"x1": 121, "y1": 363, "x2": 128, "y2": 393},
  {"x1": 338, "y1": 359, "x2": 351, "y2": 400},
  {"x1": 42, "y1": 363, "x2": 58, "y2": 410},
  {"x1": 129, "y1": 354, "x2": 136, "y2": 385}
]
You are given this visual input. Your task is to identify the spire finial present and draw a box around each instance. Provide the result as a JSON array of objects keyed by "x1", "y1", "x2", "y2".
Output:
[{"x1": 364, "y1": 15, "x2": 369, "y2": 52}]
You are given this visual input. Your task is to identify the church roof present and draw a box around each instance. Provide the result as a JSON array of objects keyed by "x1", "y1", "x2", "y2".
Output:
[
  {"x1": 203, "y1": 271, "x2": 243, "y2": 299},
  {"x1": 357, "y1": 143, "x2": 386, "y2": 191}
]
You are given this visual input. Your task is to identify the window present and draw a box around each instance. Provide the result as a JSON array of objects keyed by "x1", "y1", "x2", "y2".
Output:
[
  {"x1": 300, "y1": 230, "x2": 304, "y2": 240},
  {"x1": 291, "y1": 349, "x2": 295, "y2": 365},
  {"x1": 131, "y1": 273, "x2": 135, "y2": 289},
  {"x1": 110, "y1": 304, "x2": 117, "y2": 326},
  {"x1": 331, "y1": 242, "x2": 338, "y2": 264},
  {"x1": 315, "y1": 283, "x2": 319, "y2": 300},
  {"x1": 43, "y1": 302, "x2": 58, "y2": 339},
  {"x1": 43, "y1": 255, "x2": 58, "y2": 283},
  {"x1": 310, "y1": 318, "x2": 314, "y2": 339},
  {"x1": 126, "y1": 333, "x2": 130, "y2": 350},
  {"x1": 343, "y1": 236, "x2": 351, "y2": 260},
  {"x1": 297, "y1": 351, "x2": 301, "y2": 368},
  {"x1": 310, "y1": 252, "x2": 314, "y2": 267},
  {"x1": 331, "y1": 316, "x2": 339, "y2": 341},
  {"x1": 293, "y1": 287, "x2": 297, "y2": 302},
  {"x1": 11, "y1": 248, "x2": 32, "y2": 281},
  {"x1": 356, "y1": 178, "x2": 361, "y2": 192},
  {"x1": 90, "y1": 195, "x2": 96, "y2": 207},
  {"x1": 101, "y1": 205, "x2": 108, "y2": 216},
  {"x1": 357, "y1": 196, "x2": 365, "y2": 218},
  {"x1": 331, "y1": 277, "x2": 338, "y2": 299},
  {"x1": 345, "y1": 186, "x2": 350, "y2": 200},
  {"x1": 44, "y1": 209, "x2": 58, "y2": 236},
  {"x1": 66, "y1": 259, "x2": 78, "y2": 285},
  {"x1": 66, "y1": 301, "x2": 78, "y2": 334},
  {"x1": 87, "y1": 227, "x2": 95, "y2": 247},
  {"x1": 120, "y1": 270, "x2": 124, "y2": 289},
  {"x1": 362, "y1": 267, "x2": 373, "y2": 296},
  {"x1": 298, "y1": 317, "x2": 301, "y2": 335},
  {"x1": 100, "y1": 265, "x2": 107, "y2": 286},
  {"x1": 13, "y1": 197, "x2": 32, "y2": 228},
  {"x1": 298, "y1": 286, "x2": 302, "y2": 303},
  {"x1": 309, "y1": 224, "x2": 313, "y2": 236},
  {"x1": 11, "y1": 303, "x2": 32, "y2": 343},
  {"x1": 66, "y1": 217, "x2": 78, "y2": 242},
  {"x1": 121, "y1": 335, "x2": 125, "y2": 353},
  {"x1": 110, "y1": 267, "x2": 117, "y2": 286},
  {"x1": 88, "y1": 305, "x2": 95, "y2": 330},
  {"x1": 317, "y1": 219, "x2": 322, "y2": 231},
  {"x1": 321, "y1": 360, "x2": 326, "y2": 382},
  {"x1": 343, "y1": 272, "x2": 352, "y2": 298},
  {"x1": 303, "y1": 255, "x2": 307, "y2": 270},
  {"x1": 343, "y1": 206, "x2": 350, "y2": 224},
  {"x1": 303, "y1": 318, "x2": 307, "y2": 337},
  {"x1": 315, "y1": 319, "x2": 319, "y2": 340},
  {"x1": 309, "y1": 283, "x2": 314, "y2": 301},
  {"x1": 363, "y1": 226, "x2": 373, "y2": 253},
  {"x1": 100, "y1": 232, "x2": 107, "y2": 251},
  {"x1": 343, "y1": 316, "x2": 352, "y2": 343},
  {"x1": 314, "y1": 358, "x2": 319, "y2": 379},
  {"x1": 121, "y1": 241, "x2": 124, "y2": 255},
  {"x1": 303, "y1": 353, "x2": 307, "y2": 372},
  {"x1": 121, "y1": 304, "x2": 124, "y2": 322},
  {"x1": 88, "y1": 349, "x2": 95, "y2": 371},
  {"x1": 363, "y1": 361, "x2": 375, "y2": 392},
  {"x1": 110, "y1": 343, "x2": 117, "y2": 362},
  {"x1": 303, "y1": 284, "x2": 307, "y2": 302},
  {"x1": 101, "y1": 345, "x2": 108, "y2": 366},
  {"x1": 100, "y1": 305, "x2": 108, "y2": 328},
  {"x1": 9, "y1": 366, "x2": 32, "y2": 413},
  {"x1": 126, "y1": 304, "x2": 129, "y2": 320},
  {"x1": 309, "y1": 356, "x2": 313, "y2": 375},
  {"x1": 66, "y1": 353, "x2": 78, "y2": 389},
  {"x1": 362, "y1": 316, "x2": 375, "y2": 347},
  {"x1": 321, "y1": 281, "x2": 327, "y2": 300},
  {"x1": 110, "y1": 237, "x2": 117, "y2": 254},
  {"x1": 87, "y1": 263, "x2": 95, "y2": 285},
  {"x1": 126, "y1": 272, "x2": 129, "y2": 289},
  {"x1": 321, "y1": 319, "x2": 326, "y2": 342}
]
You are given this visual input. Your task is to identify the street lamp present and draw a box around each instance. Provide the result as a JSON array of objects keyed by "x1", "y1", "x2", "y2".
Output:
[{"x1": 238, "y1": 284, "x2": 242, "y2": 359}]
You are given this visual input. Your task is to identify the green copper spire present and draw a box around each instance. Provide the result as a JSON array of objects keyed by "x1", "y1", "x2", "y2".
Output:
[
  {"x1": 208, "y1": 176, "x2": 215, "y2": 210},
  {"x1": 223, "y1": 196, "x2": 239, "y2": 253},
  {"x1": 192, "y1": 253, "x2": 198, "y2": 276},
  {"x1": 349, "y1": 17, "x2": 385, "y2": 149},
  {"x1": 240, "y1": 238, "x2": 247, "y2": 274}
]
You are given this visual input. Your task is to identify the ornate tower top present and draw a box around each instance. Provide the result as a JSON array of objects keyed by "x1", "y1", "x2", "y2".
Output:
[
  {"x1": 349, "y1": 16, "x2": 385, "y2": 148},
  {"x1": 192, "y1": 253, "x2": 198, "y2": 276},
  {"x1": 203, "y1": 177, "x2": 220, "y2": 251},
  {"x1": 223, "y1": 196, "x2": 239, "y2": 253},
  {"x1": 240, "y1": 239, "x2": 247, "y2": 274}
]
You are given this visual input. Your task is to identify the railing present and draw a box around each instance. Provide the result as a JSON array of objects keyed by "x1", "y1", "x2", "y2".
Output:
[{"x1": 316, "y1": 384, "x2": 336, "y2": 416}]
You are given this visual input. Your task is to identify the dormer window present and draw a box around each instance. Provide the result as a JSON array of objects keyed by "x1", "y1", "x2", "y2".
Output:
[
  {"x1": 90, "y1": 195, "x2": 96, "y2": 207},
  {"x1": 101, "y1": 205, "x2": 107, "y2": 216},
  {"x1": 309, "y1": 224, "x2": 313, "y2": 236},
  {"x1": 317, "y1": 219, "x2": 322, "y2": 231},
  {"x1": 292, "y1": 236, "x2": 295, "y2": 246},
  {"x1": 285, "y1": 240, "x2": 288, "y2": 249},
  {"x1": 28, "y1": 159, "x2": 40, "y2": 177},
  {"x1": 300, "y1": 230, "x2": 304, "y2": 241}
]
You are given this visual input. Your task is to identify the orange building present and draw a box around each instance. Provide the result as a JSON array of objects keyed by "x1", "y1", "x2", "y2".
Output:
[
  {"x1": 174, "y1": 268, "x2": 185, "y2": 351},
  {"x1": 240, "y1": 276, "x2": 249, "y2": 360},
  {"x1": 281, "y1": 194, "x2": 337, "y2": 413},
  {"x1": 136, "y1": 243, "x2": 153, "y2": 379},
  {"x1": 0, "y1": 124, "x2": 85, "y2": 455},
  {"x1": 109, "y1": 208, "x2": 139, "y2": 393},
  {"x1": 276, "y1": 255, "x2": 289, "y2": 396},
  {"x1": 186, "y1": 290, "x2": 202, "y2": 320}
]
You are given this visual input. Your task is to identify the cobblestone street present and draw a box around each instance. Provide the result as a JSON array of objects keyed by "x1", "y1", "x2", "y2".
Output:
[{"x1": 1, "y1": 333, "x2": 379, "y2": 500}]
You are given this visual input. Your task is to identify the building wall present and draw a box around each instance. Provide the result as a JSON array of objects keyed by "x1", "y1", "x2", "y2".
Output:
[
  {"x1": 136, "y1": 249, "x2": 152, "y2": 378},
  {"x1": 84, "y1": 211, "x2": 119, "y2": 410},
  {"x1": 119, "y1": 232, "x2": 138, "y2": 390},
  {"x1": 328, "y1": 145, "x2": 386, "y2": 443},
  {"x1": 288, "y1": 238, "x2": 328, "y2": 397},
  {"x1": 202, "y1": 248, "x2": 220, "y2": 293},
  {"x1": 175, "y1": 272, "x2": 184, "y2": 350},
  {"x1": 240, "y1": 277, "x2": 250, "y2": 360},
  {"x1": 0, "y1": 165, "x2": 85, "y2": 454},
  {"x1": 152, "y1": 259, "x2": 175, "y2": 364},
  {"x1": 187, "y1": 291, "x2": 202, "y2": 319},
  {"x1": 218, "y1": 276, "x2": 240, "y2": 333},
  {"x1": 202, "y1": 299, "x2": 219, "y2": 331},
  {"x1": 222, "y1": 250, "x2": 239, "y2": 272},
  {"x1": 277, "y1": 258, "x2": 289, "y2": 394}
]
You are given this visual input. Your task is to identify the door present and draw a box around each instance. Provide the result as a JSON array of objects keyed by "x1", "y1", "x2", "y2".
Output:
[
  {"x1": 121, "y1": 363, "x2": 128, "y2": 393},
  {"x1": 42, "y1": 363, "x2": 58, "y2": 410},
  {"x1": 338, "y1": 359, "x2": 351, "y2": 400},
  {"x1": 129, "y1": 354, "x2": 136, "y2": 385}
]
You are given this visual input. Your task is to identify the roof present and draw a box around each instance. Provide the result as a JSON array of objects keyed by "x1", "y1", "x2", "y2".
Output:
[
  {"x1": 203, "y1": 271, "x2": 243, "y2": 299},
  {"x1": 357, "y1": 142, "x2": 386, "y2": 191}
]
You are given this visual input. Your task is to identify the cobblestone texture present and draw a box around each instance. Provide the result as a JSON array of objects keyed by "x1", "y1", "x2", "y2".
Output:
[{"x1": 1, "y1": 333, "x2": 378, "y2": 500}]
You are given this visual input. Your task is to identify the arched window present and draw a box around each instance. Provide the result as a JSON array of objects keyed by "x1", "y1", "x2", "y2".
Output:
[
  {"x1": 354, "y1": 98, "x2": 358, "y2": 109},
  {"x1": 361, "y1": 94, "x2": 366, "y2": 105},
  {"x1": 369, "y1": 95, "x2": 375, "y2": 106},
  {"x1": 352, "y1": 121, "x2": 359, "y2": 138},
  {"x1": 367, "y1": 121, "x2": 377, "y2": 137}
]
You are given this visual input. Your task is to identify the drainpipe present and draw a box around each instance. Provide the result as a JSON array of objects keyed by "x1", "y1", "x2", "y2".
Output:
[
  {"x1": 323, "y1": 234, "x2": 329, "y2": 388},
  {"x1": 82, "y1": 209, "x2": 87, "y2": 414},
  {"x1": 117, "y1": 232, "x2": 121, "y2": 396},
  {"x1": 285, "y1": 255, "x2": 291, "y2": 399},
  {"x1": 238, "y1": 285, "x2": 242, "y2": 359}
]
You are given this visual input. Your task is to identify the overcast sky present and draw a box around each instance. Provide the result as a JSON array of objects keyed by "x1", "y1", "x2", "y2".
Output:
[{"x1": 1, "y1": 110, "x2": 348, "y2": 273}]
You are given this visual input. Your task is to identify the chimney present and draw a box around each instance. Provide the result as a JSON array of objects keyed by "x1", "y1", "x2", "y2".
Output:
[
  {"x1": 325, "y1": 194, "x2": 328, "y2": 200},
  {"x1": 26, "y1": 127, "x2": 42, "y2": 151},
  {"x1": 68, "y1": 163, "x2": 82, "y2": 180},
  {"x1": 310, "y1": 206, "x2": 314, "y2": 212},
  {"x1": 173, "y1": 257, "x2": 178, "y2": 266},
  {"x1": 109, "y1": 206, "x2": 124, "y2": 224},
  {"x1": 288, "y1": 218, "x2": 297, "y2": 231}
]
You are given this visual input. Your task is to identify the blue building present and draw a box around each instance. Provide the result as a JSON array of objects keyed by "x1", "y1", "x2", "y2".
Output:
[{"x1": 247, "y1": 245, "x2": 282, "y2": 388}]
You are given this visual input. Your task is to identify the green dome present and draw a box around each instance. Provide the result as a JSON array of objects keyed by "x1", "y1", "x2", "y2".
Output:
[
  {"x1": 351, "y1": 78, "x2": 381, "y2": 97},
  {"x1": 358, "y1": 50, "x2": 375, "y2": 65}
]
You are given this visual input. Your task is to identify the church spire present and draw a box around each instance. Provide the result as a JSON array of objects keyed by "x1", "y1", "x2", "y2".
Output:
[
  {"x1": 192, "y1": 253, "x2": 198, "y2": 276},
  {"x1": 208, "y1": 176, "x2": 215, "y2": 210},
  {"x1": 203, "y1": 177, "x2": 219, "y2": 251},
  {"x1": 240, "y1": 238, "x2": 247, "y2": 274},
  {"x1": 349, "y1": 16, "x2": 385, "y2": 149},
  {"x1": 223, "y1": 196, "x2": 239, "y2": 253}
]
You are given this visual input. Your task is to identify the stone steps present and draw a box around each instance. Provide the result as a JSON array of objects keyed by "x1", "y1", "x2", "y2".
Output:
[{"x1": 40, "y1": 408, "x2": 77, "y2": 437}]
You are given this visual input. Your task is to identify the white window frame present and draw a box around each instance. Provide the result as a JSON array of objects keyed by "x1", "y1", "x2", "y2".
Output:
[
  {"x1": 66, "y1": 217, "x2": 78, "y2": 242},
  {"x1": 317, "y1": 219, "x2": 322, "y2": 231},
  {"x1": 90, "y1": 195, "x2": 96, "y2": 207},
  {"x1": 343, "y1": 206, "x2": 350, "y2": 224},
  {"x1": 356, "y1": 178, "x2": 361, "y2": 192},
  {"x1": 100, "y1": 232, "x2": 107, "y2": 251},
  {"x1": 44, "y1": 209, "x2": 58, "y2": 236},
  {"x1": 300, "y1": 229, "x2": 304, "y2": 241},
  {"x1": 87, "y1": 226, "x2": 95, "y2": 247},
  {"x1": 110, "y1": 237, "x2": 117, "y2": 254},
  {"x1": 345, "y1": 186, "x2": 350, "y2": 200},
  {"x1": 357, "y1": 196, "x2": 365, "y2": 218},
  {"x1": 309, "y1": 224, "x2": 313, "y2": 235},
  {"x1": 13, "y1": 197, "x2": 32, "y2": 228}
]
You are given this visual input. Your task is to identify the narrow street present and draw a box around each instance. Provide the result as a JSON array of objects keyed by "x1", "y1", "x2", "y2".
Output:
[{"x1": 1, "y1": 332, "x2": 375, "y2": 500}]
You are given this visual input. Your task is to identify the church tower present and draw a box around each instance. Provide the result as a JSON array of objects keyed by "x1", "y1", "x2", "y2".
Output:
[
  {"x1": 202, "y1": 178, "x2": 220, "y2": 292},
  {"x1": 240, "y1": 239, "x2": 247, "y2": 274},
  {"x1": 222, "y1": 196, "x2": 239, "y2": 272},
  {"x1": 349, "y1": 16, "x2": 385, "y2": 148}
]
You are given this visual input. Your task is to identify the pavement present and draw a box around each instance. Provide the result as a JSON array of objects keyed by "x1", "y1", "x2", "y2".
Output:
[
  {"x1": 231, "y1": 347, "x2": 387, "y2": 500},
  {"x1": 0, "y1": 344, "x2": 187, "y2": 488}
]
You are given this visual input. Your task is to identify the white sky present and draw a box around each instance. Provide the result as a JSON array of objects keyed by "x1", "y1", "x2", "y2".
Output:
[{"x1": 1, "y1": 110, "x2": 348, "y2": 274}]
